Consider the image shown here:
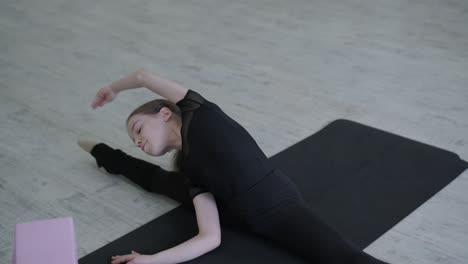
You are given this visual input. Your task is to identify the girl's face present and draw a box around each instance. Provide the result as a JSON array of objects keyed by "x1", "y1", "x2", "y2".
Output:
[{"x1": 127, "y1": 109, "x2": 173, "y2": 156}]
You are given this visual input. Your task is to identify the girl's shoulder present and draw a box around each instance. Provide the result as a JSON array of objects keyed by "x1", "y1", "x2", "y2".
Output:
[
  {"x1": 175, "y1": 89, "x2": 224, "y2": 114},
  {"x1": 175, "y1": 89, "x2": 206, "y2": 112}
]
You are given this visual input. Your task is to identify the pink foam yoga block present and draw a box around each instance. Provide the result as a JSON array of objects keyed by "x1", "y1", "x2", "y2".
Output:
[{"x1": 13, "y1": 216, "x2": 78, "y2": 264}]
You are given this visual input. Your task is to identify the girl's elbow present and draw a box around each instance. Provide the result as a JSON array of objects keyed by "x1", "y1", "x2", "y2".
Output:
[
  {"x1": 201, "y1": 232, "x2": 221, "y2": 249},
  {"x1": 211, "y1": 228, "x2": 222, "y2": 247},
  {"x1": 213, "y1": 234, "x2": 221, "y2": 248},
  {"x1": 136, "y1": 68, "x2": 146, "y2": 86},
  {"x1": 207, "y1": 233, "x2": 221, "y2": 249}
]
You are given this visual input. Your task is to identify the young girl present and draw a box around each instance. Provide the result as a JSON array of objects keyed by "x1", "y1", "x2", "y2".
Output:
[{"x1": 79, "y1": 69, "x2": 390, "y2": 264}]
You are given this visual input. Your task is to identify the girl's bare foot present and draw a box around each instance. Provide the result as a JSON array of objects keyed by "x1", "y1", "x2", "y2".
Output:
[{"x1": 77, "y1": 139, "x2": 98, "y2": 153}]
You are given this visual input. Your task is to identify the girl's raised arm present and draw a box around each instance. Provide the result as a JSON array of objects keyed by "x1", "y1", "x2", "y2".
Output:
[
  {"x1": 136, "y1": 69, "x2": 189, "y2": 104},
  {"x1": 92, "y1": 69, "x2": 143, "y2": 109},
  {"x1": 92, "y1": 69, "x2": 189, "y2": 109}
]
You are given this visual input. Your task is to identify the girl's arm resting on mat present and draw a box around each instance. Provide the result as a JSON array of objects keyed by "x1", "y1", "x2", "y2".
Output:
[{"x1": 150, "y1": 192, "x2": 221, "y2": 264}]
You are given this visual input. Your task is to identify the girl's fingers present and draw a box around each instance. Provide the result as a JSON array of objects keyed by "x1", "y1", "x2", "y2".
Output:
[
  {"x1": 93, "y1": 98, "x2": 106, "y2": 108},
  {"x1": 91, "y1": 97, "x2": 103, "y2": 108},
  {"x1": 111, "y1": 253, "x2": 135, "y2": 264},
  {"x1": 92, "y1": 87, "x2": 116, "y2": 109},
  {"x1": 110, "y1": 255, "x2": 121, "y2": 262},
  {"x1": 112, "y1": 256, "x2": 126, "y2": 264},
  {"x1": 92, "y1": 91, "x2": 105, "y2": 103}
]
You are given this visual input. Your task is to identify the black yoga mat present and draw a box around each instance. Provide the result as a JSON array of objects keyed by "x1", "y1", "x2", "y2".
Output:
[{"x1": 79, "y1": 119, "x2": 468, "y2": 264}]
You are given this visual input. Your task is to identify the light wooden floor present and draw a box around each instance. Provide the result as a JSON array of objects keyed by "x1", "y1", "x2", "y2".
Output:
[{"x1": 1, "y1": 0, "x2": 467, "y2": 263}]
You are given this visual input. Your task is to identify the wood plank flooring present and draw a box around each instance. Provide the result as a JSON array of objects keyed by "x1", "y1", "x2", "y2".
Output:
[{"x1": 1, "y1": 0, "x2": 467, "y2": 263}]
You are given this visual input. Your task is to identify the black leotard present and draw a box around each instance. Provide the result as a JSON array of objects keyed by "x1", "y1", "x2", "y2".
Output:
[
  {"x1": 175, "y1": 89, "x2": 304, "y2": 225},
  {"x1": 176, "y1": 89, "x2": 275, "y2": 201}
]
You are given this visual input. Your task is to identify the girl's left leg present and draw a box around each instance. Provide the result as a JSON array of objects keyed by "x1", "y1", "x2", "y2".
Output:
[{"x1": 90, "y1": 143, "x2": 192, "y2": 204}]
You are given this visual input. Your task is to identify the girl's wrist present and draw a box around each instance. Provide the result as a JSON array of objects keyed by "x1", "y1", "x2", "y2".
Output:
[
  {"x1": 109, "y1": 83, "x2": 119, "y2": 94},
  {"x1": 149, "y1": 253, "x2": 162, "y2": 264}
]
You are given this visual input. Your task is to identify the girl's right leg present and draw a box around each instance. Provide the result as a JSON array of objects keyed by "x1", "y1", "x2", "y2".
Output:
[
  {"x1": 89, "y1": 143, "x2": 192, "y2": 205},
  {"x1": 252, "y1": 203, "x2": 390, "y2": 264},
  {"x1": 236, "y1": 169, "x2": 389, "y2": 263}
]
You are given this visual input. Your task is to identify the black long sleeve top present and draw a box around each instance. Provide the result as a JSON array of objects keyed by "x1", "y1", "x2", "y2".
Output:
[{"x1": 176, "y1": 89, "x2": 274, "y2": 209}]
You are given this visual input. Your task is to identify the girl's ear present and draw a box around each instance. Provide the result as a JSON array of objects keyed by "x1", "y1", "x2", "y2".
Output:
[{"x1": 160, "y1": 107, "x2": 172, "y2": 121}]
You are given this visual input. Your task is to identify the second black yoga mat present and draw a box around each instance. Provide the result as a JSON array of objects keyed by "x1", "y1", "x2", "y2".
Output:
[{"x1": 79, "y1": 119, "x2": 468, "y2": 264}]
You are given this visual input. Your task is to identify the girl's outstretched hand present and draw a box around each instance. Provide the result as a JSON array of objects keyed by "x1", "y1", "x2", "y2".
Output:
[
  {"x1": 111, "y1": 251, "x2": 155, "y2": 264},
  {"x1": 92, "y1": 85, "x2": 117, "y2": 109}
]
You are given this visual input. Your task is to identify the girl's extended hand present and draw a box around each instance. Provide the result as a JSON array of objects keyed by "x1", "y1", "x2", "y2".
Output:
[
  {"x1": 92, "y1": 85, "x2": 117, "y2": 109},
  {"x1": 111, "y1": 251, "x2": 155, "y2": 264}
]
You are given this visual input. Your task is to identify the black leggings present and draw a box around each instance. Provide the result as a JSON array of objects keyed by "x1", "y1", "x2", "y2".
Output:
[{"x1": 89, "y1": 143, "x2": 389, "y2": 264}]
